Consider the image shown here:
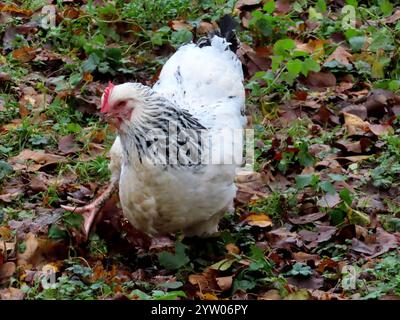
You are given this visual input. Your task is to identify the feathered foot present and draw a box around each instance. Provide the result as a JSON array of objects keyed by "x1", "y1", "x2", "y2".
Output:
[{"x1": 61, "y1": 180, "x2": 118, "y2": 239}]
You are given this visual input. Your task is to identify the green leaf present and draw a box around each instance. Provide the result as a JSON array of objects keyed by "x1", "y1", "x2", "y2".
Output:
[
  {"x1": 349, "y1": 36, "x2": 365, "y2": 52},
  {"x1": 273, "y1": 39, "x2": 295, "y2": 56},
  {"x1": 153, "y1": 290, "x2": 186, "y2": 300},
  {"x1": 255, "y1": 17, "x2": 273, "y2": 37},
  {"x1": 69, "y1": 73, "x2": 82, "y2": 87},
  {"x1": 296, "y1": 174, "x2": 317, "y2": 189},
  {"x1": 82, "y1": 53, "x2": 100, "y2": 73},
  {"x1": 263, "y1": 0, "x2": 275, "y2": 14},
  {"x1": 48, "y1": 225, "x2": 68, "y2": 239},
  {"x1": 171, "y1": 29, "x2": 193, "y2": 46},
  {"x1": 369, "y1": 30, "x2": 394, "y2": 52},
  {"x1": 209, "y1": 258, "x2": 235, "y2": 271},
  {"x1": 380, "y1": 0, "x2": 393, "y2": 16},
  {"x1": 158, "y1": 281, "x2": 183, "y2": 289},
  {"x1": 302, "y1": 58, "x2": 320, "y2": 76},
  {"x1": 0, "y1": 160, "x2": 13, "y2": 181},
  {"x1": 339, "y1": 188, "x2": 353, "y2": 206},
  {"x1": 63, "y1": 212, "x2": 84, "y2": 229},
  {"x1": 234, "y1": 279, "x2": 256, "y2": 291},
  {"x1": 330, "y1": 208, "x2": 347, "y2": 225},
  {"x1": 157, "y1": 242, "x2": 189, "y2": 270},
  {"x1": 319, "y1": 181, "x2": 336, "y2": 195},
  {"x1": 316, "y1": 0, "x2": 327, "y2": 13},
  {"x1": 287, "y1": 59, "x2": 303, "y2": 77},
  {"x1": 328, "y1": 174, "x2": 347, "y2": 182}
]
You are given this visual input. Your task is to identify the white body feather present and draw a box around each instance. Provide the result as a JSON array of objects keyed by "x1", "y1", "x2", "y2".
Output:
[{"x1": 109, "y1": 36, "x2": 246, "y2": 236}]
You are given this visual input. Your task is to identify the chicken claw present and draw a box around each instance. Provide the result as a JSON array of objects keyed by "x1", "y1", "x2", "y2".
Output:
[{"x1": 61, "y1": 180, "x2": 118, "y2": 239}]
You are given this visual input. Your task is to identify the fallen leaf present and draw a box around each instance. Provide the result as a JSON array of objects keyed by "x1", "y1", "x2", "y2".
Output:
[
  {"x1": 58, "y1": 135, "x2": 79, "y2": 155},
  {"x1": 368, "y1": 124, "x2": 394, "y2": 136},
  {"x1": 258, "y1": 289, "x2": 282, "y2": 300},
  {"x1": 0, "y1": 261, "x2": 16, "y2": 282},
  {"x1": 216, "y1": 276, "x2": 233, "y2": 291},
  {"x1": 351, "y1": 227, "x2": 398, "y2": 258},
  {"x1": 317, "y1": 193, "x2": 341, "y2": 208},
  {"x1": 12, "y1": 46, "x2": 36, "y2": 63},
  {"x1": 289, "y1": 212, "x2": 326, "y2": 225},
  {"x1": 245, "y1": 214, "x2": 273, "y2": 227},
  {"x1": 9, "y1": 149, "x2": 67, "y2": 172},
  {"x1": 226, "y1": 243, "x2": 240, "y2": 255},
  {"x1": 169, "y1": 20, "x2": 193, "y2": 31},
  {"x1": 325, "y1": 46, "x2": 352, "y2": 65},
  {"x1": 287, "y1": 275, "x2": 324, "y2": 290},
  {"x1": 340, "y1": 104, "x2": 368, "y2": 120},
  {"x1": 343, "y1": 112, "x2": 369, "y2": 136},
  {"x1": 0, "y1": 287, "x2": 24, "y2": 300}
]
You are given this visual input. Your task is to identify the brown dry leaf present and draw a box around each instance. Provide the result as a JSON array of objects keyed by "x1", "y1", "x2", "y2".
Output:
[
  {"x1": 58, "y1": 135, "x2": 79, "y2": 155},
  {"x1": 9, "y1": 149, "x2": 67, "y2": 172},
  {"x1": 335, "y1": 155, "x2": 371, "y2": 162},
  {"x1": 19, "y1": 86, "x2": 46, "y2": 117},
  {"x1": 12, "y1": 46, "x2": 36, "y2": 63},
  {"x1": 317, "y1": 193, "x2": 341, "y2": 208},
  {"x1": 235, "y1": 0, "x2": 261, "y2": 9},
  {"x1": 325, "y1": 46, "x2": 353, "y2": 65},
  {"x1": 188, "y1": 268, "x2": 219, "y2": 293},
  {"x1": 288, "y1": 212, "x2": 326, "y2": 225},
  {"x1": 258, "y1": 289, "x2": 282, "y2": 300},
  {"x1": 197, "y1": 21, "x2": 214, "y2": 34},
  {"x1": 169, "y1": 20, "x2": 193, "y2": 31},
  {"x1": 0, "y1": 287, "x2": 25, "y2": 300},
  {"x1": 351, "y1": 227, "x2": 398, "y2": 258},
  {"x1": 0, "y1": 261, "x2": 16, "y2": 282},
  {"x1": 340, "y1": 105, "x2": 368, "y2": 120},
  {"x1": 226, "y1": 243, "x2": 240, "y2": 255},
  {"x1": 0, "y1": 4, "x2": 32, "y2": 16},
  {"x1": 296, "y1": 39, "x2": 326, "y2": 60},
  {"x1": 292, "y1": 252, "x2": 321, "y2": 264},
  {"x1": 368, "y1": 124, "x2": 394, "y2": 136},
  {"x1": 0, "y1": 192, "x2": 20, "y2": 202},
  {"x1": 266, "y1": 227, "x2": 304, "y2": 250},
  {"x1": 384, "y1": 10, "x2": 400, "y2": 23},
  {"x1": 287, "y1": 275, "x2": 324, "y2": 290},
  {"x1": 245, "y1": 214, "x2": 273, "y2": 228},
  {"x1": 343, "y1": 112, "x2": 370, "y2": 136},
  {"x1": 17, "y1": 232, "x2": 39, "y2": 266},
  {"x1": 303, "y1": 71, "x2": 336, "y2": 89},
  {"x1": 149, "y1": 236, "x2": 174, "y2": 251},
  {"x1": 235, "y1": 171, "x2": 268, "y2": 203},
  {"x1": 216, "y1": 276, "x2": 233, "y2": 291},
  {"x1": 275, "y1": 0, "x2": 292, "y2": 14},
  {"x1": 201, "y1": 293, "x2": 219, "y2": 300}
]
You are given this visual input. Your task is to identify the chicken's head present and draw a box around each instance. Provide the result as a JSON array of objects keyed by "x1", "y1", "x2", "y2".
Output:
[{"x1": 100, "y1": 82, "x2": 153, "y2": 130}]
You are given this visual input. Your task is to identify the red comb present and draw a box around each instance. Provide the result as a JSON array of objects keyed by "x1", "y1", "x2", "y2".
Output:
[{"x1": 101, "y1": 81, "x2": 115, "y2": 113}]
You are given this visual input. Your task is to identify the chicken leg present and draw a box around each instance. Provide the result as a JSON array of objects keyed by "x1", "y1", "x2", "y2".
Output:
[{"x1": 61, "y1": 180, "x2": 118, "y2": 238}]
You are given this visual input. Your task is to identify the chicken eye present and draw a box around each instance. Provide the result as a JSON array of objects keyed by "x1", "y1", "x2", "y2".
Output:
[{"x1": 115, "y1": 101, "x2": 127, "y2": 109}]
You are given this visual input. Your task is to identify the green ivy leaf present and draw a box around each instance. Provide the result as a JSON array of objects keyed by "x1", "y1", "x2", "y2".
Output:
[
  {"x1": 273, "y1": 39, "x2": 295, "y2": 57},
  {"x1": 157, "y1": 242, "x2": 189, "y2": 270},
  {"x1": 380, "y1": 0, "x2": 393, "y2": 16},
  {"x1": 0, "y1": 160, "x2": 13, "y2": 181},
  {"x1": 263, "y1": 0, "x2": 275, "y2": 14},
  {"x1": 171, "y1": 29, "x2": 193, "y2": 46},
  {"x1": 319, "y1": 181, "x2": 336, "y2": 195},
  {"x1": 48, "y1": 225, "x2": 68, "y2": 239},
  {"x1": 82, "y1": 53, "x2": 100, "y2": 73},
  {"x1": 339, "y1": 188, "x2": 353, "y2": 206},
  {"x1": 302, "y1": 58, "x2": 320, "y2": 76}
]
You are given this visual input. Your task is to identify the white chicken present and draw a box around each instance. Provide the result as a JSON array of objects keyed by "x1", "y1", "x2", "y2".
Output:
[{"x1": 62, "y1": 16, "x2": 246, "y2": 238}]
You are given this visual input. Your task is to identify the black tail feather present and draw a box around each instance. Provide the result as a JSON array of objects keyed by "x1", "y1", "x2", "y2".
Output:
[
  {"x1": 197, "y1": 15, "x2": 240, "y2": 52},
  {"x1": 218, "y1": 15, "x2": 239, "y2": 52}
]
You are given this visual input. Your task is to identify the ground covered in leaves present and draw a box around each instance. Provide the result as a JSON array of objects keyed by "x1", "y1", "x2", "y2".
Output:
[{"x1": 1, "y1": 0, "x2": 400, "y2": 300}]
